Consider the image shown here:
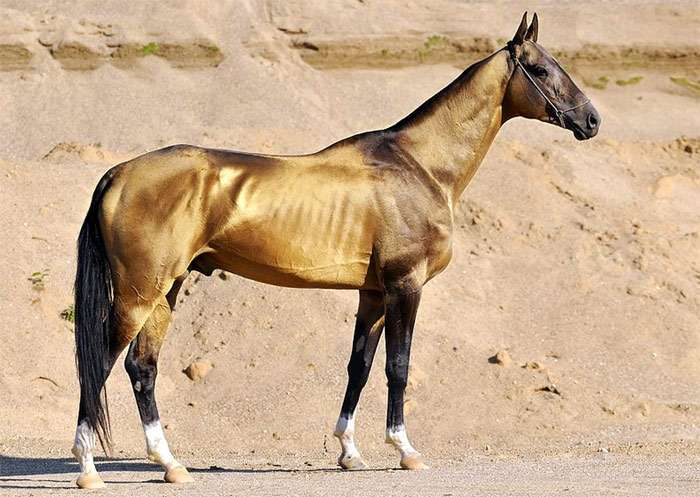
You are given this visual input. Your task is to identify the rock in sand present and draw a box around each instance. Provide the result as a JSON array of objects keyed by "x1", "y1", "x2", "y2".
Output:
[{"x1": 183, "y1": 360, "x2": 213, "y2": 382}]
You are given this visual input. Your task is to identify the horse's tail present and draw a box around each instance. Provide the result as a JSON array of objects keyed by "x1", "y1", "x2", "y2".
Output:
[{"x1": 74, "y1": 171, "x2": 115, "y2": 452}]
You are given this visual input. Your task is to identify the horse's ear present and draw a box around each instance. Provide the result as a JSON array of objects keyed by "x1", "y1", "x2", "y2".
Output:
[
  {"x1": 512, "y1": 12, "x2": 528, "y2": 45},
  {"x1": 525, "y1": 12, "x2": 539, "y2": 42}
]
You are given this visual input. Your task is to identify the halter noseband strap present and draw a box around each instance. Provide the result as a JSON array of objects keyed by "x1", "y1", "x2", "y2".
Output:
[{"x1": 506, "y1": 42, "x2": 589, "y2": 128}]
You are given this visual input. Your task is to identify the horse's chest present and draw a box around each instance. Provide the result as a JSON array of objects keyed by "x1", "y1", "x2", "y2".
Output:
[{"x1": 425, "y1": 224, "x2": 453, "y2": 280}]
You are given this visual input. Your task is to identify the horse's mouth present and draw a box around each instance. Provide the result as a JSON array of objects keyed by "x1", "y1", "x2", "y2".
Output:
[
  {"x1": 549, "y1": 114, "x2": 591, "y2": 141},
  {"x1": 572, "y1": 126, "x2": 588, "y2": 141},
  {"x1": 567, "y1": 119, "x2": 595, "y2": 141},
  {"x1": 565, "y1": 112, "x2": 600, "y2": 141}
]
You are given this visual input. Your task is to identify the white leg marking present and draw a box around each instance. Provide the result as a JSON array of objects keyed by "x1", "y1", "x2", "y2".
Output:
[
  {"x1": 385, "y1": 425, "x2": 418, "y2": 458},
  {"x1": 333, "y1": 413, "x2": 368, "y2": 469},
  {"x1": 72, "y1": 421, "x2": 107, "y2": 488},
  {"x1": 144, "y1": 421, "x2": 180, "y2": 470},
  {"x1": 72, "y1": 421, "x2": 97, "y2": 474},
  {"x1": 334, "y1": 414, "x2": 360, "y2": 460}
]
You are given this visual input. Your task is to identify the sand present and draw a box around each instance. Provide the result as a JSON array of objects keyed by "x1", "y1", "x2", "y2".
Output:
[
  {"x1": 0, "y1": 1, "x2": 698, "y2": 495},
  {"x1": 2, "y1": 450, "x2": 698, "y2": 497}
]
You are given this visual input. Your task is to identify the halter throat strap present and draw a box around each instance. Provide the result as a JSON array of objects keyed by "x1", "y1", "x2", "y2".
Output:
[{"x1": 506, "y1": 42, "x2": 589, "y2": 128}]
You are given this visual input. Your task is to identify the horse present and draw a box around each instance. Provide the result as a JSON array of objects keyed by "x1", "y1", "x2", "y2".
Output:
[{"x1": 71, "y1": 12, "x2": 600, "y2": 488}]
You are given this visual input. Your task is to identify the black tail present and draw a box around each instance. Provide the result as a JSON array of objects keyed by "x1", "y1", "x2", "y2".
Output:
[{"x1": 74, "y1": 172, "x2": 115, "y2": 452}]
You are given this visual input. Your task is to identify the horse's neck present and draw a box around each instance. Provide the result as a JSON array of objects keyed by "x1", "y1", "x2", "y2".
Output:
[{"x1": 394, "y1": 50, "x2": 512, "y2": 207}]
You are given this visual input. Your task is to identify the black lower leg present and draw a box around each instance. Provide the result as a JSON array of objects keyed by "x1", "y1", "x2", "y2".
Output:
[
  {"x1": 123, "y1": 297, "x2": 173, "y2": 427},
  {"x1": 124, "y1": 338, "x2": 160, "y2": 426},
  {"x1": 340, "y1": 290, "x2": 385, "y2": 417},
  {"x1": 384, "y1": 289, "x2": 421, "y2": 430}
]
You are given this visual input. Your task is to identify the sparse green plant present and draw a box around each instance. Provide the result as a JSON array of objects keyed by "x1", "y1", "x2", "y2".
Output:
[
  {"x1": 28, "y1": 269, "x2": 49, "y2": 291},
  {"x1": 417, "y1": 34, "x2": 448, "y2": 62},
  {"x1": 200, "y1": 44, "x2": 222, "y2": 57},
  {"x1": 60, "y1": 304, "x2": 75, "y2": 323},
  {"x1": 141, "y1": 42, "x2": 160, "y2": 56},
  {"x1": 616, "y1": 75, "x2": 643, "y2": 86},
  {"x1": 670, "y1": 76, "x2": 700, "y2": 94},
  {"x1": 590, "y1": 75, "x2": 610, "y2": 90},
  {"x1": 424, "y1": 35, "x2": 447, "y2": 50}
]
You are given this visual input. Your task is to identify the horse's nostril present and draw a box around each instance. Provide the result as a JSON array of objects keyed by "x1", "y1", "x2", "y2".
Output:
[{"x1": 587, "y1": 113, "x2": 599, "y2": 129}]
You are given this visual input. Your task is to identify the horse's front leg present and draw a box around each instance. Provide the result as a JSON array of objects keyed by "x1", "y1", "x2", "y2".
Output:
[
  {"x1": 334, "y1": 290, "x2": 385, "y2": 470},
  {"x1": 384, "y1": 286, "x2": 428, "y2": 470}
]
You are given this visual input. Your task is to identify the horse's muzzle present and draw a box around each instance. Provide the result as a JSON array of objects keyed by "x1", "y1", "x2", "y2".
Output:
[{"x1": 571, "y1": 106, "x2": 601, "y2": 140}]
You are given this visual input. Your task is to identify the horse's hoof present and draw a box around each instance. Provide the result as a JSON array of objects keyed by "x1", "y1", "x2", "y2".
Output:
[
  {"x1": 400, "y1": 453, "x2": 429, "y2": 470},
  {"x1": 164, "y1": 465, "x2": 194, "y2": 484},
  {"x1": 338, "y1": 454, "x2": 369, "y2": 470},
  {"x1": 76, "y1": 471, "x2": 106, "y2": 489}
]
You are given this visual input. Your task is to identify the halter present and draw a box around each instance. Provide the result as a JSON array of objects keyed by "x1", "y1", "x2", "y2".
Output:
[{"x1": 507, "y1": 42, "x2": 589, "y2": 128}]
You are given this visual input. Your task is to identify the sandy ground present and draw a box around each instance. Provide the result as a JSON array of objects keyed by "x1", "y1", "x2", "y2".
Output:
[
  {"x1": 2, "y1": 453, "x2": 699, "y2": 497},
  {"x1": 0, "y1": 0, "x2": 699, "y2": 494}
]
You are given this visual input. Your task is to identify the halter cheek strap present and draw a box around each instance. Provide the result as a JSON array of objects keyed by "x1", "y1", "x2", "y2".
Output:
[{"x1": 507, "y1": 42, "x2": 589, "y2": 128}]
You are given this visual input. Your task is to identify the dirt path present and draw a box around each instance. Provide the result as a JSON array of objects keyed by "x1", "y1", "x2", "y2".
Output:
[{"x1": 1, "y1": 454, "x2": 698, "y2": 497}]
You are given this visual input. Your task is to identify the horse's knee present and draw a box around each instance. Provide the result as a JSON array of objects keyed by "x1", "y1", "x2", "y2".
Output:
[
  {"x1": 125, "y1": 341, "x2": 158, "y2": 395},
  {"x1": 385, "y1": 359, "x2": 408, "y2": 391},
  {"x1": 346, "y1": 350, "x2": 367, "y2": 377},
  {"x1": 125, "y1": 352, "x2": 157, "y2": 388}
]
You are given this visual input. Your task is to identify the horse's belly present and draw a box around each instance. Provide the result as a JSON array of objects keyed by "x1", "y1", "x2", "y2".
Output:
[
  {"x1": 207, "y1": 249, "x2": 374, "y2": 289},
  {"x1": 206, "y1": 161, "x2": 380, "y2": 289},
  {"x1": 207, "y1": 213, "x2": 377, "y2": 289}
]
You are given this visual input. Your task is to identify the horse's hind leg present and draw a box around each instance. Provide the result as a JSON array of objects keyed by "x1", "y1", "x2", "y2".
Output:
[
  {"x1": 72, "y1": 296, "x2": 155, "y2": 489},
  {"x1": 72, "y1": 346, "x2": 126, "y2": 489},
  {"x1": 124, "y1": 288, "x2": 193, "y2": 484},
  {"x1": 334, "y1": 290, "x2": 384, "y2": 470}
]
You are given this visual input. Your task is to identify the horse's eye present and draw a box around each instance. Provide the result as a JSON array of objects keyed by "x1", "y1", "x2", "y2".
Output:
[{"x1": 532, "y1": 65, "x2": 548, "y2": 78}]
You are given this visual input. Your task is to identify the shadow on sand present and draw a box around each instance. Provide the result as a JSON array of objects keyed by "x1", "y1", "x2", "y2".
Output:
[
  {"x1": 0, "y1": 456, "x2": 158, "y2": 489},
  {"x1": 0, "y1": 455, "x2": 383, "y2": 490}
]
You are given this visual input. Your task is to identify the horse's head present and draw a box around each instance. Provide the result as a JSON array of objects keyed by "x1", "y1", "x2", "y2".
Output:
[{"x1": 503, "y1": 13, "x2": 600, "y2": 140}]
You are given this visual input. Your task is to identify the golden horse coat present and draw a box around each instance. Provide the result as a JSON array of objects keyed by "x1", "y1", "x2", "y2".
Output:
[{"x1": 71, "y1": 13, "x2": 600, "y2": 489}]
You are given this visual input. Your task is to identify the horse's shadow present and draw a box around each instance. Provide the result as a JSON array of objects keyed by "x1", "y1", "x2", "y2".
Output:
[
  {"x1": 0, "y1": 454, "x2": 360, "y2": 489},
  {"x1": 0, "y1": 455, "x2": 154, "y2": 489},
  {"x1": 0, "y1": 455, "x2": 227, "y2": 489}
]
